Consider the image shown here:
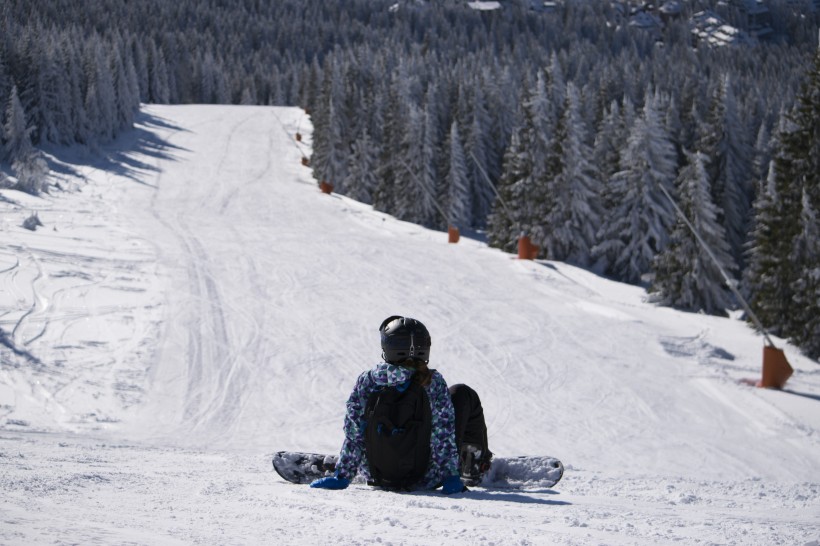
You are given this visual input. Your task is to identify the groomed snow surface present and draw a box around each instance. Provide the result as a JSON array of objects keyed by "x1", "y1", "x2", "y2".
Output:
[{"x1": 1, "y1": 105, "x2": 818, "y2": 545}]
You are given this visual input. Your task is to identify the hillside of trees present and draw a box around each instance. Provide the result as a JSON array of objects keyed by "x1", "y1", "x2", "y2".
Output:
[{"x1": 2, "y1": 0, "x2": 819, "y2": 358}]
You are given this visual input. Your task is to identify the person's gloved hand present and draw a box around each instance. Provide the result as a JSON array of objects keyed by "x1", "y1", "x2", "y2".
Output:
[
  {"x1": 310, "y1": 475, "x2": 350, "y2": 490},
  {"x1": 441, "y1": 475, "x2": 466, "y2": 495}
]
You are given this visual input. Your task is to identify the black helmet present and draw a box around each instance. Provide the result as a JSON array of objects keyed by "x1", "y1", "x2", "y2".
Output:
[{"x1": 379, "y1": 315, "x2": 431, "y2": 364}]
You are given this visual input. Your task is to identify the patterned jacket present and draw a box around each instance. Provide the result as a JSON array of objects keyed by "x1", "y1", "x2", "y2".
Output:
[{"x1": 334, "y1": 362, "x2": 461, "y2": 489}]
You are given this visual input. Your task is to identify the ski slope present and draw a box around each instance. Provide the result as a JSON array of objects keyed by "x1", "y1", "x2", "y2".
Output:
[{"x1": 1, "y1": 105, "x2": 818, "y2": 545}]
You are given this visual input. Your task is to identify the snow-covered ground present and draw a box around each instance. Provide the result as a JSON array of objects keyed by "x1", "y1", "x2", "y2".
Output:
[{"x1": 1, "y1": 105, "x2": 818, "y2": 545}]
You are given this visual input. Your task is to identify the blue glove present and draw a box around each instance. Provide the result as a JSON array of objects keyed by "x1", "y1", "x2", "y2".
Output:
[
  {"x1": 441, "y1": 475, "x2": 466, "y2": 495},
  {"x1": 310, "y1": 475, "x2": 350, "y2": 490}
]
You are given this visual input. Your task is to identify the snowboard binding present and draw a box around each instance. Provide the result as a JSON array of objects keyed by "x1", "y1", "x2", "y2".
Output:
[{"x1": 458, "y1": 443, "x2": 493, "y2": 486}]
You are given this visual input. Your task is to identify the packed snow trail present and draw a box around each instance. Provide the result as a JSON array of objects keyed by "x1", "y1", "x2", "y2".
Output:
[{"x1": 1, "y1": 105, "x2": 818, "y2": 545}]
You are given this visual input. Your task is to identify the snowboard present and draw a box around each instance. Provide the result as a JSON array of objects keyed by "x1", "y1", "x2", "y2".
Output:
[{"x1": 272, "y1": 450, "x2": 564, "y2": 489}]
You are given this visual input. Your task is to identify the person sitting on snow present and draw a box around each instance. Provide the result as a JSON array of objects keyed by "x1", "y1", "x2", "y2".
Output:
[{"x1": 310, "y1": 315, "x2": 493, "y2": 494}]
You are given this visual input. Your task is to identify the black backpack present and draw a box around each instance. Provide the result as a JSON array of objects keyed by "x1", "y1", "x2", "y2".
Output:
[{"x1": 364, "y1": 381, "x2": 432, "y2": 489}]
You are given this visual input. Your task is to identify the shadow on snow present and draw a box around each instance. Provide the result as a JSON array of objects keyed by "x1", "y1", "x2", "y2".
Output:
[
  {"x1": 406, "y1": 487, "x2": 571, "y2": 506},
  {"x1": 42, "y1": 111, "x2": 189, "y2": 188}
]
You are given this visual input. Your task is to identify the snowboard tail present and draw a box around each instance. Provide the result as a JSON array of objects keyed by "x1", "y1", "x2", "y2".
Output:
[
  {"x1": 272, "y1": 451, "x2": 338, "y2": 484},
  {"x1": 272, "y1": 451, "x2": 563, "y2": 488},
  {"x1": 485, "y1": 455, "x2": 564, "y2": 488}
]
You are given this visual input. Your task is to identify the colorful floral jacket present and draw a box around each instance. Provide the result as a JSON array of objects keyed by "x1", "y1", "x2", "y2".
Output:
[{"x1": 334, "y1": 362, "x2": 460, "y2": 489}]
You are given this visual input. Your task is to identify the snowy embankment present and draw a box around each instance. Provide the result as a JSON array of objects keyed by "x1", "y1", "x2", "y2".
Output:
[{"x1": 1, "y1": 105, "x2": 818, "y2": 545}]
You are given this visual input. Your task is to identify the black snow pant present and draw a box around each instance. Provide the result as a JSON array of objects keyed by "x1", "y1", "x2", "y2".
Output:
[{"x1": 449, "y1": 384, "x2": 490, "y2": 456}]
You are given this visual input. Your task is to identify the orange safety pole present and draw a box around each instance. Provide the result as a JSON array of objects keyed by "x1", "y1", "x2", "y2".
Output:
[
  {"x1": 759, "y1": 346, "x2": 794, "y2": 389},
  {"x1": 319, "y1": 181, "x2": 334, "y2": 194},
  {"x1": 295, "y1": 132, "x2": 302, "y2": 142},
  {"x1": 301, "y1": 156, "x2": 310, "y2": 167},
  {"x1": 518, "y1": 235, "x2": 531, "y2": 259},
  {"x1": 448, "y1": 226, "x2": 460, "y2": 244},
  {"x1": 517, "y1": 235, "x2": 540, "y2": 260}
]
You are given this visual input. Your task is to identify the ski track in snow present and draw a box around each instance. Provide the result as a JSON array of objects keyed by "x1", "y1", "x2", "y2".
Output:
[{"x1": 0, "y1": 105, "x2": 819, "y2": 545}]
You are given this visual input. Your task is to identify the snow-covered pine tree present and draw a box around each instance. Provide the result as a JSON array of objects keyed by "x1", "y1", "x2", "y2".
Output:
[
  {"x1": 465, "y1": 84, "x2": 495, "y2": 228},
  {"x1": 395, "y1": 104, "x2": 427, "y2": 224},
  {"x1": 322, "y1": 96, "x2": 348, "y2": 191},
  {"x1": 745, "y1": 161, "x2": 791, "y2": 336},
  {"x1": 30, "y1": 39, "x2": 62, "y2": 145},
  {"x1": 524, "y1": 73, "x2": 558, "y2": 255},
  {"x1": 311, "y1": 60, "x2": 348, "y2": 195},
  {"x1": 198, "y1": 52, "x2": 215, "y2": 103},
  {"x1": 665, "y1": 96, "x2": 684, "y2": 166},
  {"x1": 593, "y1": 90, "x2": 678, "y2": 284},
  {"x1": 483, "y1": 65, "x2": 515, "y2": 183},
  {"x1": 548, "y1": 53, "x2": 566, "y2": 123},
  {"x1": 57, "y1": 37, "x2": 88, "y2": 145},
  {"x1": 301, "y1": 58, "x2": 323, "y2": 116},
  {"x1": 82, "y1": 39, "x2": 118, "y2": 143},
  {"x1": 146, "y1": 40, "x2": 170, "y2": 104},
  {"x1": 593, "y1": 100, "x2": 623, "y2": 184},
  {"x1": 341, "y1": 52, "x2": 367, "y2": 154},
  {"x1": 698, "y1": 75, "x2": 753, "y2": 268},
  {"x1": 788, "y1": 189, "x2": 820, "y2": 358},
  {"x1": 539, "y1": 82, "x2": 602, "y2": 266},
  {"x1": 4, "y1": 85, "x2": 34, "y2": 163},
  {"x1": 591, "y1": 100, "x2": 627, "y2": 273},
  {"x1": 420, "y1": 91, "x2": 442, "y2": 229},
  {"x1": 526, "y1": 71, "x2": 556, "y2": 185},
  {"x1": 240, "y1": 86, "x2": 255, "y2": 105},
  {"x1": 676, "y1": 75, "x2": 703, "y2": 155},
  {"x1": 651, "y1": 151, "x2": 736, "y2": 315},
  {"x1": 111, "y1": 44, "x2": 137, "y2": 132},
  {"x1": 343, "y1": 130, "x2": 378, "y2": 205},
  {"x1": 372, "y1": 80, "x2": 404, "y2": 216},
  {"x1": 0, "y1": 52, "x2": 10, "y2": 122},
  {"x1": 131, "y1": 39, "x2": 150, "y2": 104},
  {"x1": 487, "y1": 127, "x2": 529, "y2": 253},
  {"x1": 308, "y1": 61, "x2": 331, "y2": 180},
  {"x1": 82, "y1": 77, "x2": 101, "y2": 148},
  {"x1": 621, "y1": 95, "x2": 637, "y2": 137},
  {"x1": 446, "y1": 120, "x2": 471, "y2": 230},
  {"x1": 123, "y1": 40, "x2": 141, "y2": 113},
  {"x1": 747, "y1": 48, "x2": 820, "y2": 348},
  {"x1": 752, "y1": 119, "x2": 772, "y2": 191}
]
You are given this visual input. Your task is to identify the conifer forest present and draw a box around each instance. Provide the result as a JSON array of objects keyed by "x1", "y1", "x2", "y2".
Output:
[{"x1": 2, "y1": 0, "x2": 819, "y2": 357}]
